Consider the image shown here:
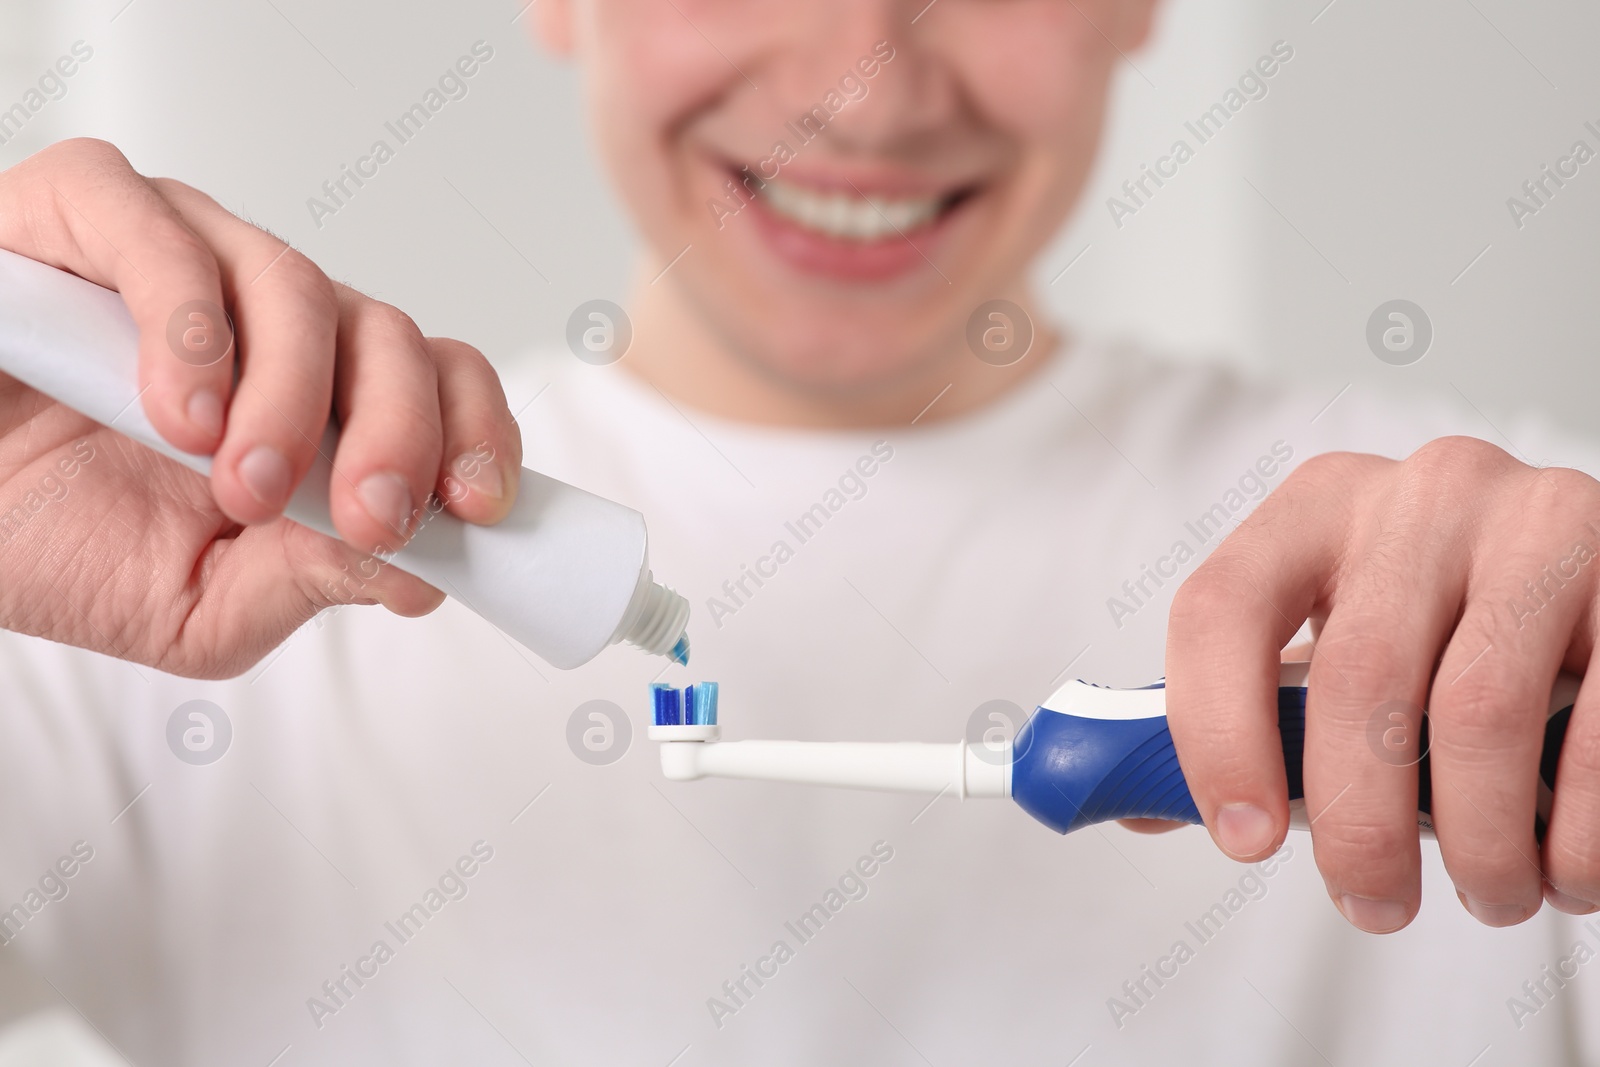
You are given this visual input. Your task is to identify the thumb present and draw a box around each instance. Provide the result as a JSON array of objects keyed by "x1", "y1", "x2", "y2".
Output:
[{"x1": 163, "y1": 519, "x2": 444, "y2": 678}]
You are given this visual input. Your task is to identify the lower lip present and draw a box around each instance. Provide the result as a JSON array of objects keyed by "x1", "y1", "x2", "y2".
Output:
[{"x1": 741, "y1": 185, "x2": 966, "y2": 283}]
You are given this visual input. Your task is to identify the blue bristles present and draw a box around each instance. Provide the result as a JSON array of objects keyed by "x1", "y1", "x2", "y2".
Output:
[
  {"x1": 651, "y1": 683, "x2": 681, "y2": 726},
  {"x1": 651, "y1": 682, "x2": 718, "y2": 727},
  {"x1": 689, "y1": 682, "x2": 719, "y2": 725}
]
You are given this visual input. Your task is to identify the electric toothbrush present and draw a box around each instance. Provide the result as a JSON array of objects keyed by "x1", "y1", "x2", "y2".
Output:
[
  {"x1": 0, "y1": 248, "x2": 688, "y2": 669},
  {"x1": 650, "y1": 665, "x2": 1578, "y2": 837}
]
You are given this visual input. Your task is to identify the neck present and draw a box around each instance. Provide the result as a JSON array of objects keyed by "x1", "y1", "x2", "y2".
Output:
[{"x1": 620, "y1": 268, "x2": 1057, "y2": 429}]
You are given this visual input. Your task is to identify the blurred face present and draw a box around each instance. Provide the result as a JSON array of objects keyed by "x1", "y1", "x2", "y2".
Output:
[{"x1": 541, "y1": 0, "x2": 1156, "y2": 396}]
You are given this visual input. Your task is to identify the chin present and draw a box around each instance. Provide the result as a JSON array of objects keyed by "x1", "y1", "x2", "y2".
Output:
[
  {"x1": 748, "y1": 337, "x2": 932, "y2": 395},
  {"x1": 708, "y1": 290, "x2": 954, "y2": 396}
]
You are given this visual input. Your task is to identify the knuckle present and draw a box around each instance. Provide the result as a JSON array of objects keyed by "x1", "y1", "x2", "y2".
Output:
[
  {"x1": 428, "y1": 335, "x2": 492, "y2": 372},
  {"x1": 144, "y1": 176, "x2": 235, "y2": 224},
  {"x1": 1442, "y1": 848, "x2": 1535, "y2": 896},
  {"x1": 13, "y1": 139, "x2": 137, "y2": 213},
  {"x1": 1531, "y1": 464, "x2": 1596, "y2": 499},
  {"x1": 144, "y1": 175, "x2": 203, "y2": 202},
  {"x1": 1404, "y1": 436, "x2": 1514, "y2": 486},
  {"x1": 1516, "y1": 466, "x2": 1600, "y2": 528},
  {"x1": 1313, "y1": 815, "x2": 1416, "y2": 875},
  {"x1": 143, "y1": 221, "x2": 216, "y2": 276},
  {"x1": 1542, "y1": 830, "x2": 1600, "y2": 895},
  {"x1": 40, "y1": 136, "x2": 131, "y2": 173},
  {"x1": 358, "y1": 300, "x2": 429, "y2": 350},
  {"x1": 1257, "y1": 451, "x2": 1388, "y2": 534},
  {"x1": 1433, "y1": 673, "x2": 1535, "y2": 743},
  {"x1": 1390, "y1": 440, "x2": 1518, "y2": 530},
  {"x1": 1283, "y1": 450, "x2": 1381, "y2": 491},
  {"x1": 1311, "y1": 624, "x2": 1413, "y2": 694},
  {"x1": 1169, "y1": 559, "x2": 1256, "y2": 630},
  {"x1": 1555, "y1": 720, "x2": 1600, "y2": 781},
  {"x1": 432, "y1": 338, "x2": 515, "y2": 421},
  {"x1": 270, "y1": 250, "x2": 339, "y2": 316}
]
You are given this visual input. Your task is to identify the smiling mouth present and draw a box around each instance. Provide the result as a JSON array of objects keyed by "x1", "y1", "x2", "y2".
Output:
[{"x1": 751, "y1": 175, "x2": 978, "y2": 243}]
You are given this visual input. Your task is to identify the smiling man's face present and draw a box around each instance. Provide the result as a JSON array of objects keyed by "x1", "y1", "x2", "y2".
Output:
[{"x1": 539, "y1": 0, "x2": 1157, "y2": 398}]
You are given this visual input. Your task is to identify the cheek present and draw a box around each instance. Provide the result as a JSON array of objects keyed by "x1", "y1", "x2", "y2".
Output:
[
  {"x1": 941, "y1": 6, "x2": 1112, "y2": 143},
  {"x1": 587, "y1": 1, "x2": 744, "y2": 134},
  {"x1": 584, "y1": 0, "x2": 749, "y2": 237}
]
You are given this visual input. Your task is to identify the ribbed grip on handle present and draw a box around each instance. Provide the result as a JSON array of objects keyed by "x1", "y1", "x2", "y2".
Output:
[
  {"x1": 1011, "y1": 683, "x2": 1574, "y2": 837},
  {"x1": 1011, "y1": 687, "x2": 1304, "y2": 834}
]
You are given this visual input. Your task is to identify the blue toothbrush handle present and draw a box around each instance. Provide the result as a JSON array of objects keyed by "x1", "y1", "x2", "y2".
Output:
[{"x1": 1010, "y1": 684, "x2": 1575, "y2": 837}]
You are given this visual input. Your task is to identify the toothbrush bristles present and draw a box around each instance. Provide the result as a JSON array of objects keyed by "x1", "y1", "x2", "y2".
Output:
[
  {"x1": 650, "y1": 682, "x2": 682, "y2": 726},
  {"x1": 690, "y1": 681, "x2": 718, "y2": 726},
  {"x1": 649, "y1": 682, "x2": 718, "y2": 727}
]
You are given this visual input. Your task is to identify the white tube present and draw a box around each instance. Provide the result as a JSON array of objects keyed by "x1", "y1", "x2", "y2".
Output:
[
  {"x1": 0, "y1": 248, "x2": 688, "y2": 669},
  {"x1": 658, "y1": 738, "x2": 1011, "y2": 799}
]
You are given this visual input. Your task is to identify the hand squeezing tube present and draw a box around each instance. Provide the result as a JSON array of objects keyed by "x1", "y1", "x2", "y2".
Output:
[{"x1": 0, "y1": 249, "x2": 688, "y2": 669}]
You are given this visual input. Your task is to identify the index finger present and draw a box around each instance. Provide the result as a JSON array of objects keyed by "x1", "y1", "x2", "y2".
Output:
[
  {"x1": 0, "y1": 139, "x2": 232, "y2": 454},
  {"x1": 1165, "y1": 454, "x2": 1355, "y2": 861}
]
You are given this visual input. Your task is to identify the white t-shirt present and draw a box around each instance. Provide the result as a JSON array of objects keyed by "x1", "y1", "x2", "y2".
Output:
[{"x1": 0, "y1": 339, "x2": 1595, "y2": 1067}]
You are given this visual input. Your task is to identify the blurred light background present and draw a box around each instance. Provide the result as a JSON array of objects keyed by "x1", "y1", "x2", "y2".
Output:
[
  {"x1": 1, "y1": 0, "x2": 1597, "y2": 1059},
  {"x1": 4, "y1": 0, "x2": 1595, "y2": 440}
]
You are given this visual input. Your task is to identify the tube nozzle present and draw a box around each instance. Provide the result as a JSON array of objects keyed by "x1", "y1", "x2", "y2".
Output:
[{"x1": 614, "y1": 571, "x2": 690, "y2": 661}]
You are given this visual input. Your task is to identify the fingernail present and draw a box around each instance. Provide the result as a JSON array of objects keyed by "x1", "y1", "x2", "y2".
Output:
[
  {"x1": 187, "y1": 389, "x2": 223, "y2": 440},
  {"x1": 1544, "y1": 883, "x2": 1598, "y2": 915},
  {"x1": 237, "y1": 445, "x2": 291, "y2": 508},
  {"x1": 358, "y1": 471, "x2": 413, "y2": 535},
  {"x1": 1339, "y1": 893, "x2": 1410, "y2": 934},
  {"x1": 1214, "y1": 803, "x2": 1275, "y2": 857},
  {"x1": 453, "y1": 453, "x2": 505, "y2": 500},
  {"x1": 1461, "y1": 895, "x2": 1531, "y2": 927}
]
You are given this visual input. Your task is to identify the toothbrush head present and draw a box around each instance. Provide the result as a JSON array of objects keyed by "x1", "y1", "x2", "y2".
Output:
[{"x1": 648, "y1": 681, "x2": 720, "y2": 741}]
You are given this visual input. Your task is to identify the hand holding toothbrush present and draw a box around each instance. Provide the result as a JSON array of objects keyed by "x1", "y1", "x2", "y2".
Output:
[
  {"x1": 1165, "y1": 441, "x2": 1600, "y2": 932},
  {"x1": 0, "y1": 139, "x2": 525, "y2": 675}
]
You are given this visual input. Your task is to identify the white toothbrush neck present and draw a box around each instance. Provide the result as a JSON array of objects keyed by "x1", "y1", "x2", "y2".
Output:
[{"x1": 658, "y1": 738, "x2": 1011, "y2": 799}]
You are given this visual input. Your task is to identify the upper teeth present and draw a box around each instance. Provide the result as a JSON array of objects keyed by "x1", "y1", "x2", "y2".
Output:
[{"x1": 760, "y1": 180, "x2": 942, "y2": 241}]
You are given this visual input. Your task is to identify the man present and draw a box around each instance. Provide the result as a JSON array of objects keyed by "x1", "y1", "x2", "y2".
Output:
[{"x1": 0, "y1": 0, "x2": 1596, "y2": 1062}]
